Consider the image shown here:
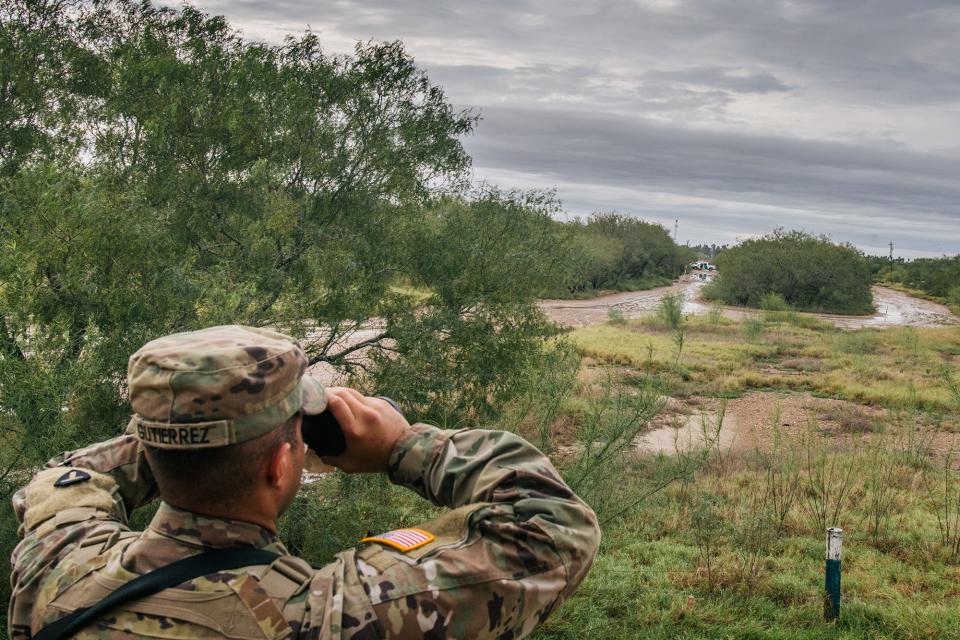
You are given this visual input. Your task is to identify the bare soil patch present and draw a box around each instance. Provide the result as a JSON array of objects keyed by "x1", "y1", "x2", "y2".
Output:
[{"x1": 636, "y1": 391, "x2": 891, "y2": 454}]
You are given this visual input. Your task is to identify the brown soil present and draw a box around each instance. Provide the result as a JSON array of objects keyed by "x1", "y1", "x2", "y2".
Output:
[{"x1": 636, "y1": 390, "x2": 960, "y2": 462}]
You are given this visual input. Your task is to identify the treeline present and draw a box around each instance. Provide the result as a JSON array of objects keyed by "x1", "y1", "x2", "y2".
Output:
[
  {"x1": 706, "y1": 230, "x2": 873, "y2": 314},
  {"x1": 558, "y1": 214, "x2": 695, "y2": 296},
  {"x1": 875, "y1": 256, "x2": 960, "y2": 307},
  {"x1": 689, "y1": 243, "x2": 728, "y2": 258}
]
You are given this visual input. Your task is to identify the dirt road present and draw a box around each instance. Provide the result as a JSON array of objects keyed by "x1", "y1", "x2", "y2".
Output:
[{"x1": 539, "y1": 280, "x2": 959, "y2": 329}]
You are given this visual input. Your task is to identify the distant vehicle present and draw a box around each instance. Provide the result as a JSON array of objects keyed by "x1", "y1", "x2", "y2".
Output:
[{"x1": 690, "y1": 261, "x2": 715, "y2": 271}]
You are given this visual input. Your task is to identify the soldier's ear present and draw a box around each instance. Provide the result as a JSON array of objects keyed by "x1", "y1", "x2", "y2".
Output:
[{"x1": 266, "y1": 441, "x2": 293, "y2": 489}]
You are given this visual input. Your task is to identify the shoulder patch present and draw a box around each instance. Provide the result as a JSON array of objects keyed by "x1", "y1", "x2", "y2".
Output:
[
  {"x1": 54, "y1": 469, "x2": 92, "y2": 488},
  {"x1": 361, "y1": 528, "x2": 435, "y2": 552}
]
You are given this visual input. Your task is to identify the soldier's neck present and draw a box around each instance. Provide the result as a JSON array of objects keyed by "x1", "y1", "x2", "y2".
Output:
[{"x1": 165, "y1": 497, "x2": 279, "y2": 534}]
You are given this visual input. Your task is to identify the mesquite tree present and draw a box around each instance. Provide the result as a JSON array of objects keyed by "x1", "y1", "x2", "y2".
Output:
[{"x1": 0, "y1": 1, "x2": 563, "y2": 470}]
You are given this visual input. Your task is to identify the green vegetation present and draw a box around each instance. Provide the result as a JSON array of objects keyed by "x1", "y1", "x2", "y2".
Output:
[
  {"x1": 707, "y1": 230, "x2": 873, "y2": 315},
  {"x1": 879, "y1": 255, "x2": 960, "y2": 310},
  {"x1": 557, "y1": 213, "x2": 695, "y2": 297},
  {"x1": 274, "y1": 315, "x2": 960, "y2": 640},
  {"x1": 4, "y1": 2, "x2": 960, "y2": 639},
  {"x1": 533, "y1": 313, "x2": 960, "y2": 639}
]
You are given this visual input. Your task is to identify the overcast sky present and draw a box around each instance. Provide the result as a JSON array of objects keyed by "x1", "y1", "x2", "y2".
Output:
[{"x1": 192, "y1": 0, "x2": 959, "y2": 258}]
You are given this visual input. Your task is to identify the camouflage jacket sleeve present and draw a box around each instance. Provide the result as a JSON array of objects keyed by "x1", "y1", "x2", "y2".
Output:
[
  {"x1": 325, "y1": 423, "x2": 600, "y2": 639},
  {"x1": 8, "y1": 434, "x2": 157, "y2": 638}
]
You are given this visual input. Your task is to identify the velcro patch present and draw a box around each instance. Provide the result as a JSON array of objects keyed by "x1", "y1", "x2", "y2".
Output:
[
  {"x1": 54, "y1": 469, "x2": 91, "y2": 488},
  {"x1": 362, "y1": 528, "x2": 435, "y2": 552}
]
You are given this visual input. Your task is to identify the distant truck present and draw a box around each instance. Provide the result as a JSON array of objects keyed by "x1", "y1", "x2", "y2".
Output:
[{"x1": 690, "y1": 261, "x2": 716, "y2": 271}]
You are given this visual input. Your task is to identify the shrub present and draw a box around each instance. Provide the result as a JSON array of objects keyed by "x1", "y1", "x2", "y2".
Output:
[
  {"x1": 710, "y1": 230, "x2": 873, "y2": 315},
  {"x1": 657, "y1": 293, "x2": 685, "y2": 331},
  {"x1": 560, "y1": 213, "x2": 695, "y2": 296},
  {"x1": 882, "y1": 255, "x2": 960, "y2": 301},
  {"x1": 760, "y1": 292, "x2": 790, "y2": 312}
]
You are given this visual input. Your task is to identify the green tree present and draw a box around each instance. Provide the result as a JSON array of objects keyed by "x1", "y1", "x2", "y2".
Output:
[
  {"x1": 374, "y1": 189, "x2": 567, "y2": 425},
  {"x1": 0, "y1": 2, "x2": 584, "y2": 627},
  {"x1": 0, "y1": 0, "x2": 559, "y2": 463},
  {"x1": 707, "y1": 229, "x2": 873, "y2": 314},
  {"x1": 560, "y1": 213, "x2": 693, "y2": 295},
  {"x1": 881, "y1": 255, "x2": 960, "y2": 301}
]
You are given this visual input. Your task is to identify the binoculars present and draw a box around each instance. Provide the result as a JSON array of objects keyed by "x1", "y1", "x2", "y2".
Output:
[{"x1": 301, "y1": 396, "x2": 403, "y2": 457}]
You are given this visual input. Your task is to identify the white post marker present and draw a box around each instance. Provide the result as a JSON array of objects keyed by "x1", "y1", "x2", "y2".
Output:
[{"x1": 824, "y1": 527, "x2": 843, "y2": 622}]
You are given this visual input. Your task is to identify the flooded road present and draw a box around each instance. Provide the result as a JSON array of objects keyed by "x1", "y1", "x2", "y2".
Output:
[
  {"x1": 539, "y1": 280, "x2": 958, "y2": 329},
  {"x1": 538, "y1": 281, "x2": 693, "y2": 328}
]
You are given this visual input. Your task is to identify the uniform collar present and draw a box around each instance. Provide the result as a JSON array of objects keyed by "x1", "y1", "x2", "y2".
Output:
[{"x1": 147, "y1": 502, "x2": 286, "y2": 551}]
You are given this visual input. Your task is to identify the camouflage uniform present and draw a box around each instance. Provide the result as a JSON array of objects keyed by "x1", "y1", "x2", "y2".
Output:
[{"x1": 9, "y1": 325, "x2": 600, "y2": 639}]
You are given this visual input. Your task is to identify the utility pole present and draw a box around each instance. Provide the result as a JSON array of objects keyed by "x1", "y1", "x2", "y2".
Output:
[
  {"x1": 888, "y1": 241, "x2": 894, "y2": 261},
  {"x1": 673, "y1": 219, "x2": 679, "y2": 242}
]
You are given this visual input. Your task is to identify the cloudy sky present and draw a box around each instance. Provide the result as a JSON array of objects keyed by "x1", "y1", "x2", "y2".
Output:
[{"x1": 193, "y1": 0, "x2": 958, "y2": 257}]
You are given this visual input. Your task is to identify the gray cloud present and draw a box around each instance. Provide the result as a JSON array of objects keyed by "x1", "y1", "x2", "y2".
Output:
[
  {"x1": 469, "y1": 107, "x2": 960, "y2": 210},
  {"x1": 186, "y1": 0, "x2": 960, "y2": 256}
]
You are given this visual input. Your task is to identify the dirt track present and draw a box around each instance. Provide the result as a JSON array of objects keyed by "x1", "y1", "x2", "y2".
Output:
[{"x1": 539, "y1": 280, "x2": 959, "y2": 329}]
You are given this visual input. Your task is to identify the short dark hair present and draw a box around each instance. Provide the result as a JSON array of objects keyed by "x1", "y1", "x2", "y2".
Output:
[{"x1": 145, "y1": 414, "x2": 300, "y2": 510}]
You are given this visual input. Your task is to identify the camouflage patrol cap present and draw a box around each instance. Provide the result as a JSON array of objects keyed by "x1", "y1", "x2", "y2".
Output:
[{"x1": 127, "y1": 325, "x2": 326, "y2": 449}]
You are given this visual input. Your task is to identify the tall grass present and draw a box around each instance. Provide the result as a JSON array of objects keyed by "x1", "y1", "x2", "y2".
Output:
[
  {"x1": 564, "y1": 373, "x2": 664, "y2": 520},
  {"x1": 800, "y1": 419, "x2": 861, "y2": 533}
]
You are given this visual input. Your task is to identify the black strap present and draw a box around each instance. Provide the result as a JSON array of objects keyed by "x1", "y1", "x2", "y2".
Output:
[{"x1": 34, "y1": 547, "x2": 280, "y2": 640}]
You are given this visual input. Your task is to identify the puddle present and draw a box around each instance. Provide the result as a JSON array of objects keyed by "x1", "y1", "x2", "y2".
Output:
[
  {"x1": 681, "y1": 280, "x2": 710, "y2": 314},
  {"x1": 637, "y1": 409, "x2": 738, "y2": 455}
]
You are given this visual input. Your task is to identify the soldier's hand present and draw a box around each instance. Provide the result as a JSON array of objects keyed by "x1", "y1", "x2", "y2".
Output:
[{"x1": 319, "y1": 388, "x2": 411, "y2": 473}]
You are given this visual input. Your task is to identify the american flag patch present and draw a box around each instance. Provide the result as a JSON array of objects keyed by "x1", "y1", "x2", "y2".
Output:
[{"x1": 362, "y1": 528, "x2": 435, "y2": 552}]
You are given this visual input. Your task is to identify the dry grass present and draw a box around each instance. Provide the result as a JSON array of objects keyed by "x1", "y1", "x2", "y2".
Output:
[{"x1": 569, "y1": 319, "x2": 960, "y2": 412}]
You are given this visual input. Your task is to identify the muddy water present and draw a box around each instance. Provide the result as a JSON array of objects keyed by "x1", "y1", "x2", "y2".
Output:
[
  {"x1": 538, "y1": 281, "x2": 692, "y2": 328},
  {"x1": 540, "y1": 280, "x2": 959, "y2": 329}
]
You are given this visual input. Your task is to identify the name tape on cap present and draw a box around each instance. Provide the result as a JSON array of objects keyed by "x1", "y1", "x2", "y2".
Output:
[{"x1": 135, "y1": 419, "x2": 234, "y2": 448}]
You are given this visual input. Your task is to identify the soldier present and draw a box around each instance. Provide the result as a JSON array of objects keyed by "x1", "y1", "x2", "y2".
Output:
[{"x1": 9, "y1": 325, "x2": 600, "y2": 638}]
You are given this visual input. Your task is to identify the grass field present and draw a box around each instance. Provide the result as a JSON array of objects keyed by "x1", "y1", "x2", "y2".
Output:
[{"x1": 520, "y1": 312, "x2": 960, "y2": 639}]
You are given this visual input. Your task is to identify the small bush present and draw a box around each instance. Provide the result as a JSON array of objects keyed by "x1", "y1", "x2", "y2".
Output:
[
  {"x1": 657, "y1": 293, "x2": 685, "y2": 330},
  {"x1": 707, "y1": 304, "x2": 724, "y2": 325},
  {"x1": 608, "y1": 307, "x2": 627, "y2": 326},
  {"x1": 800, "y1": 421, "x2": 861, "y2": 532},
  {"x1": 820, "y1": 405, "x2": 880, "y2": 434},
  {"x1": 931, "y1": 451, "x2": 960, "y2": 559},
  {"x1": 760, "y1": 292, "x2": 789, "y2": 312},
  {"x1": 742, "y1": 317, "x2": 765, "y2": 342}
]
